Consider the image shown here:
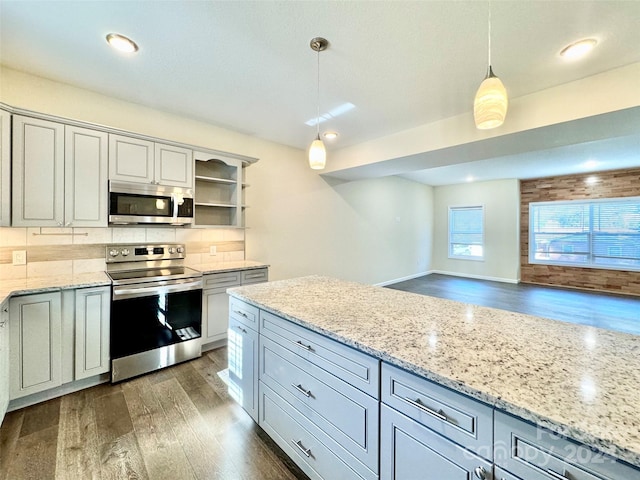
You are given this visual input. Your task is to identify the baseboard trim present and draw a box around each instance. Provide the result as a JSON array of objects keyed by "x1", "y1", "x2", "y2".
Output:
[
  {"x1": 7, "y1": 373, "x2": 110, "y2": 412},
  {"x1": 375, "y1": 271, "x2": 433, "y2": 287},
  {"x1": 430, "y1": 270, "x2": 520, "y2": 284}
]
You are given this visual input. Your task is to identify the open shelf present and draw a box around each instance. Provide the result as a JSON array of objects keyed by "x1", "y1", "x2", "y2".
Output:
[{"x1": 194, "y1": 154, "x2": 246, "y2": 227}]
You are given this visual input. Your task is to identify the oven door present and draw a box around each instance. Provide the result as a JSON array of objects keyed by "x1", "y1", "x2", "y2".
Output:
[{"x1": 110, "y1": 280, "x2": 202, "y2": 382}]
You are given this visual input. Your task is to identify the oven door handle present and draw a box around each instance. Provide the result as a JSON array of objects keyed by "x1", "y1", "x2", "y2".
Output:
[{"x1": 112, "y1": 279, "x2": 202, "y2": 300}]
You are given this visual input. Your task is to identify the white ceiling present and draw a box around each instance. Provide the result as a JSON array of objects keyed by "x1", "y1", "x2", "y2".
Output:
[{"x1": 1, "y1": 0, "x2": 639, "y2": 185}]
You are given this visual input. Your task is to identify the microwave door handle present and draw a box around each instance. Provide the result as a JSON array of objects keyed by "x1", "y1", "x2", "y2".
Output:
[{"x1": 172, "y1": 194, "x2": 178, "y2": 221}]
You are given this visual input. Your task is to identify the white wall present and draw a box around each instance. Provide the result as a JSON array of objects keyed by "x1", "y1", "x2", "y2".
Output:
[
  {"x1": 0, "y1": 67, "x2": 434, "y2": 284},
  {"x1": 246, "y1": 162, "x2": 434, "y2": 283},
  {"x1": 432, "y1": 179, "x2": 520, "y2": 282}
]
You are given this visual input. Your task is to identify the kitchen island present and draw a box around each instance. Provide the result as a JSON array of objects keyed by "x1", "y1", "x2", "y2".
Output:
[{"x1": 228, "y1": 275, "x2": 640, "y2": 479}]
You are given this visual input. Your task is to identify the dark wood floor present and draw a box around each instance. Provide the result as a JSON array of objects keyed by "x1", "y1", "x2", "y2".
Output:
[
  {"x1": 388, "y1": 274, "x2": 640, "y2": 335},
  {"x1": 0, "y1": 348, "x2": 308, "y2": 480}
]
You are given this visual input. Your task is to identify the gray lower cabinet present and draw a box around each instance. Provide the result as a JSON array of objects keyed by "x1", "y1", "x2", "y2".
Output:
[
  {"x1": 9, "y1": 292, "x2": 63, "y2": 398},
  {"x1": 0, "y1": 301, "x2": 10, "y2": 425},
  {"x1": 228, "y1": 315, "x2": 259, "y2": 421},
  {"x1": 202, "y1": 268, "x2": 268, "y2": 349},
  {"x1": 257, "y1": 307, "x2": 380, "y2": 480},
  {"x1": 494, "y1": 411, "x2": 640, "y2": 480},
  {"x1": 9, "y1": 287, "x2": 111, "y2": 401},
  {"x1": 381, "y1": 404, "x2": 493, "y2": 480},
  {"x1": 74, "y1": 287, "x2": 110, "y2": 380}
]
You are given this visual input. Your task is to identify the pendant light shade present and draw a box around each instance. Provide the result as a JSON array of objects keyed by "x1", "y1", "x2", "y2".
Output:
[
  {"x1": 474, "y1": 66, "x2": 508, "y2": 129},
  {"x1": 309, "y1": 135, "x2": 326, "y2": 170},
  {"x1": 474, "y1": 3, "x2": 507, "y2": 130},
  {"x1": 308, "y1": 37, "x2": 328, "y2": 170}
]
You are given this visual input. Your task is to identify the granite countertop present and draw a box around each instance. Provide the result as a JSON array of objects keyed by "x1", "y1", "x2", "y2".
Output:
[
  {"x1": 0, "y1": 271, "x2": 111, "y2": 305},
  {"x1": 228, "y1": 275, "x2": 640, "y2": 468},
  {"x1": 189, "y1": 260, "x2": 269, "y2": 275}
]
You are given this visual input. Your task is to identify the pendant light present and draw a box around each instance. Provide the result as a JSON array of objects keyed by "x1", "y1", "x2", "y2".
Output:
[
  {"x1": 474, "y1": 3, "x2": 508, "y2": 130},
  {"x1": 308, "y1": 37, "x2": 328, "y2": 170}
]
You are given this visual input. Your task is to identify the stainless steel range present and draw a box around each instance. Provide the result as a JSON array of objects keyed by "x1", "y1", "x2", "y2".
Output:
[{"x1": 106, "y1": 243, "x2": 203, "y2": 383}]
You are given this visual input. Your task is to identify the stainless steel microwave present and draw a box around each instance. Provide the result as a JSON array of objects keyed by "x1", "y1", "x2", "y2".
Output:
[{"x1": 108, "y1": 181, "x2": 194, "y2": 226}]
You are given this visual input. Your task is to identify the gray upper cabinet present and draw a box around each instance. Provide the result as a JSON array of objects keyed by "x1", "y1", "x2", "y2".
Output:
[
  {"x1": 0, "y1": 109, "x2": 10, "y2": 226},
  {"x1": 109, "y1": 134, "x2": 193, "y2": 188},
  {"x1": 12, "y1": 116, "x2": 108, "y2": 227},
  {"x1": 155, "y1": 143, "x2": 193, "y2": 188},
  {"x1": 12, "y1": 115, "x2": 65, "y2": 227},
  {"x1": 64, "y1": 125, "x2": 109, "y2": 227}
]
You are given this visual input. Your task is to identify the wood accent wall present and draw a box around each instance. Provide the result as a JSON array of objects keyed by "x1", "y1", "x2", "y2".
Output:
[{"x1": 520, "y1": 168, "x2": 640, "y2": 296}]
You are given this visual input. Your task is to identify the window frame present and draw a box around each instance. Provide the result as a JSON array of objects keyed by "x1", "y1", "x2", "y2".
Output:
[
  {"x1": 528, "y1": 196, "x2": 640, "y2": 272},
  {"x1": 448, "y1": 205, "x2": 485, "y2": 261}
]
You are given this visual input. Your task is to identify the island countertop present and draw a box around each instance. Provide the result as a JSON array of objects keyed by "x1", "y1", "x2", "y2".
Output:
[{"x1": 228, "y1": 275, "x2": 640, "y2": 469}]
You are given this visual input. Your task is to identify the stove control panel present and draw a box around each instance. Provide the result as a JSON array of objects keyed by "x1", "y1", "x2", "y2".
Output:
[{"x1": 106, "y1": 244, "x2": 187, "y2": 263}]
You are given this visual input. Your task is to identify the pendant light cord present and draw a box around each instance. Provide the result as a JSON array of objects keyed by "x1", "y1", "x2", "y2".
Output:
[
  {"x1": 316, "y1": 44, "x2": 321, "y2": 138},
  {"x1": 487, "y1": 2, "x2": 492, "y2": 67}
]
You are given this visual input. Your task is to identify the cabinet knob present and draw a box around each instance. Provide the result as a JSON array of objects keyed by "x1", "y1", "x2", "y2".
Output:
[{"x1": 474, "y1": 466, "x2": 487, "y2": 480}]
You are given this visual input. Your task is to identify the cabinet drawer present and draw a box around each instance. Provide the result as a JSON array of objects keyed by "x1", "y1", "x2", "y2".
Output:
[
  {"x1": 495, "y1": 411, "x2": 640, "y2": 480},
  {"x1": 241, "y1": 268, "x2": 268, "y2": 285},
  {"x1": 260, "y1": 335, "x2": 379, "y2": 473},
  {"x1": 381, "y1": 404, "x2": 493, "y2": 480},
  {"x1": 228, "y1": 297, "x2": 259, "y2": 331},
  {"x1": 260, "y1": 310, "x2": 379, "y2": 397},
  {"x1": 495, "y1": 466, "x2": 522, "y2": 480},
  {"x1": 259, "y1": 382, "x2": 376, "y2": 480},
  {"x1": 203, "y1": 271, "x2": 241, "y2": 290},
  {"x1": 382, "y1": 362, "x2": 493, "y2": 459}
]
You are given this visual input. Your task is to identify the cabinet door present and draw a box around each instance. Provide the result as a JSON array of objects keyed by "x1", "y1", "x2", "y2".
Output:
[
  {"x1": 202, "y1": 288, "x2": 231, "y2": 344},
  {"x1": 0, "y1": 110, "x2": 10, "y2": 226},
  {"x1": 9, "y1": 292, "x2": 62, "y2": 399},
  {"x1": 155, "y1": 143, "x2": 193, "y2": 188},
  {"x1": 381, "y1": 404, "x2": 493, "y2": 480},
  {"x1": 108, "y1": 134, "x2": 154, "y2": 184},
  {"x1": 75, "y1": 287, "x2": 110, "y2": 380},
  {"x1": 64, "y1": 126, "x2": 108, "y2": 227},
  {"x1": 0, "y1": 302, "x2": 9, "y2": 425},
  {"x1": 12, "y1": 116, "x2": 65, "y2": 226},
  {"x1": 228, "y1": 316, "x2": 259, "y2": 421}
]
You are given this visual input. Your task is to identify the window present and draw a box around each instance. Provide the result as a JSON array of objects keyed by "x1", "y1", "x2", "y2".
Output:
[
  {"x1": 529, "y1": 197, "x2": 640, "y2": 271},
  {"x1": 449, "y1": 206, "x2": 484, "y2": 259}
]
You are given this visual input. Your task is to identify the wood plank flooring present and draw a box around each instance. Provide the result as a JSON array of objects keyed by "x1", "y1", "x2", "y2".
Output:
[
  {"x1": 387, "y1": 274, "x2": 640, "y2": 335},
  {"x1": 0, "y1": 348, "x2": 309, "y2": 480}
]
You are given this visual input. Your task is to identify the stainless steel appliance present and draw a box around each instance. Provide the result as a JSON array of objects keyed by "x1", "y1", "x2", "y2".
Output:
[
  {"x1": 109, "y1": 180, "x2": 194, "y2": 225},
  {"x1": 106, "y1": 243, "x2": 203, "y2": 382}
]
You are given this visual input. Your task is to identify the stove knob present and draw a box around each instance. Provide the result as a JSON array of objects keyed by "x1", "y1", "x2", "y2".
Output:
[
  {"x1": 168, "y1": 247, "x2": 176, "y2": 254},
  {"x1": 176, "y1": 246, "x2": 185, "y2": 254},
  {"x1": 121, "y1": 248, "x2": 130, "y2": 256},
  {"x1": 109, "y1": 249, "x2": 119, "y2": 257}
]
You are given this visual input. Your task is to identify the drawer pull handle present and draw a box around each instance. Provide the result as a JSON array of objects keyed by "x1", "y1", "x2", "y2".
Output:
[
  {"x1": 546, "y1": 469, "x2": 569, "y2": 480},
  {"x1": 288, "y1": 339, "x2": 313, "y2": 351},
  {"x1": 474, "y1": 466, "x2": 487, "y2": 480},
  {"x1": 291, "y1": 439, "x2": 312, "y2": 458},
  {"x1": 404, "y1": 397, "x2": 448, "y2": 422},
  {"x1": 234, "y1": 325, "x2": 247, "y2": 334},
  {"x1": 233, "y1": 310, "x2": 249, "y2": 319},
  {"x1": 292, "y1": 384, "x2": 312, "y2": 397}
]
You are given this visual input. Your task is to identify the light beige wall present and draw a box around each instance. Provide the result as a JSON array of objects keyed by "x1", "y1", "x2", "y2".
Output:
[
  {"x1": 432, "y1": 179, "x2": 520, "y2": 282},
  {"x1": 246, "y1": 163, "x2": 434, "y2": 283},
  {"x1": 327, "y1": 62, "x2": 640, "y2": 173},
  {"x1": 0, "y1": 67, "x2": 434, "y2": 284}
]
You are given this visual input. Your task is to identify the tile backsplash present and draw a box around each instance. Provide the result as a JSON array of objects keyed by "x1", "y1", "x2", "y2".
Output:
[{"x1": 0, "y1": 227, "x2": 245, "y2": 279}]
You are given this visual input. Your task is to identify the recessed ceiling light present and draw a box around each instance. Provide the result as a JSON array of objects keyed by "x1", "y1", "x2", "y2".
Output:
[
  {"x1": 466, "y1": 175, "x2": 474, "y2": 182},
  {"x1": 323, "y1": 132, "x2": 338, "y2": 140},
  {"x1": 106, "y1": 33, "x2": 139, "y2": 53},
  {"x1": 583, "y1": 159, "x2": 598, "y2": 170},
  {"x1": 560, "y1": 38, "x2": 597, "y2": 60}
]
